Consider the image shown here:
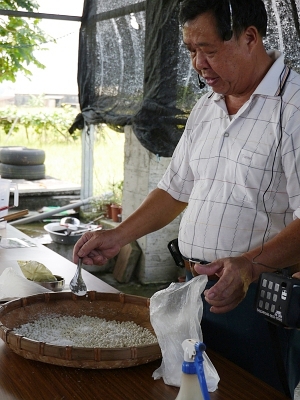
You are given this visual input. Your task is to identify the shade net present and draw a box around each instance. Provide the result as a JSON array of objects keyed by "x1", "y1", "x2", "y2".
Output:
[{"x1": 71, "y1": 0, "x2": 300, "y2": 157}]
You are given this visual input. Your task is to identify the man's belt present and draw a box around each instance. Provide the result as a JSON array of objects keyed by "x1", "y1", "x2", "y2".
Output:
[{"x1": 183, "y1": 257, "x2": 218, "y2": 280}]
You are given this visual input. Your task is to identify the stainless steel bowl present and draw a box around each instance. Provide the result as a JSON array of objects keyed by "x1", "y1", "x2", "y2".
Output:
[
  {"x1": 36, "y1": 275, "x2": 65, "y2": 292},
  {"x1": 44, "y1": 222, "x2": 83, "y2": 245}
]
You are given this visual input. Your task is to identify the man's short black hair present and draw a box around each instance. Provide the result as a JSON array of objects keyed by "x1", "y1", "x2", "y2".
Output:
[{"x1": 179, "y1": 0, "x2": 267, "y2": 40}]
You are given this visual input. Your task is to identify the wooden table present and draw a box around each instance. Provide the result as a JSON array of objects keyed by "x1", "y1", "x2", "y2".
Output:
[
  {"x1": 0, "y1": 225, "x2": 290, "y2": 400},
  {"x1": 0, "y1": 343, "x2": 289, "y2": 400}
]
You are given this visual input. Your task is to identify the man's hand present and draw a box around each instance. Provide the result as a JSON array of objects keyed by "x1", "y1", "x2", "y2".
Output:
[
  {"x1": 194, "y1": 256, "x2": 254, "y2": 313},
  {"x1": 73, "y1": 229, "x2": 122, "y2": 266},
  {"x1": 72, "y1": 190, "x2": 187, "y2": 270},
  {"x1": 293, "y1": 271, "x2": 300, "y2": 280}
]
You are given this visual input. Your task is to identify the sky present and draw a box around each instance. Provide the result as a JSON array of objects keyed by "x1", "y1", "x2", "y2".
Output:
[{"x1": 0, "y1": 0, "x2": 84, "y2": 96}]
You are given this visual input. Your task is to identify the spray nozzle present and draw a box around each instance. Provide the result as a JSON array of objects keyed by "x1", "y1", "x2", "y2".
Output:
[{"x1": 182, "y1": 339, "x2": 197, "y2": 362}]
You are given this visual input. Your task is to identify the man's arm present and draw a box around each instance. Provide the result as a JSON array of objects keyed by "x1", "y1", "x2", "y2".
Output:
[
  {"x1": 194, "y1": 218, "x2": 300, "y2": 313},
  {"x1": 242, "y1": 218, "x2": 300, "y2": 279},
  {"x1": 73, "y1": 188, "x2": 187, "y2": 265}
]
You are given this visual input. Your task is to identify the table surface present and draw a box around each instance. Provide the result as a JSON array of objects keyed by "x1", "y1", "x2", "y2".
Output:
[
  {"x1": 0, "y1": 224, "x2": 118, "y2": 295},
  {"x1": 0, "y1": 343, "x2": 289, "y2": 400},
  {"x1": 0, "y1": 225, "x2": 290, "y2": 400}
]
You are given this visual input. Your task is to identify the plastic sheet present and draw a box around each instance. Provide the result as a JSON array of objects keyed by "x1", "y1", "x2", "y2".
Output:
[
  {"x1": 0, "y1": 266, "x2": 51, "y2": 302},
  {"x1": 150, "y1": 275, "x2": 219, "y2": 390}
]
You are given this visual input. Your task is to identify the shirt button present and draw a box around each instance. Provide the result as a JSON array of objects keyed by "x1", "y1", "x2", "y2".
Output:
[{"x1": 224, "y1": 132, "x2": 229, "y2": 137}]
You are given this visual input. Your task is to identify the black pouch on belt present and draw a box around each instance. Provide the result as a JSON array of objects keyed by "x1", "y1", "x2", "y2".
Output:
[{"x1": 167, "y1": 238, "x2": 185, "y2": 268}]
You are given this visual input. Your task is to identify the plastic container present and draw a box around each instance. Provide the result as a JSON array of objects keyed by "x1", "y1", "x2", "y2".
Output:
[
  {"x1": 175, "y1": 339, "x2": 210, "y2": 400},
  {"x1": 176, "y1": 373, "x2": 204, "y2": 400},
  {"x1": 0, "y1": 178, "x2": 19, "y2": 229}
]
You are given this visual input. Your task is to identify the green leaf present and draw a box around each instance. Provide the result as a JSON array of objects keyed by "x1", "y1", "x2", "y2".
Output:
[{"x1": 0, "y1": 0, "x2": 54, "y2": 82}]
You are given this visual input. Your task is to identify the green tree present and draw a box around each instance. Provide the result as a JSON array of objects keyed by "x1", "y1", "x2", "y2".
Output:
[{"x1": 0, "y1": 0, "x2": 53, "y2": 82}]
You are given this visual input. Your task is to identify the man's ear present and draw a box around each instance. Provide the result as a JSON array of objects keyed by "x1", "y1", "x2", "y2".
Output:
[{"x1": 243, "y1": 26, "x2": 259, "y2": 50}]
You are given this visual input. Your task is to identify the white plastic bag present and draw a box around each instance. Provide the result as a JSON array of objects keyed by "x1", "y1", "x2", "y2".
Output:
[
  {"x1": 0, "y1": 267, "x2": 51, "y2": 301},
  {"x1": 150, "y1": 275, "x2": 219, "y2": 391}
]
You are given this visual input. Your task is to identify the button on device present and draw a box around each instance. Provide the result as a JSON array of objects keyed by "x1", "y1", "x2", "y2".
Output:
[
  {"x1": 275, "y1": 283, "x2": 280, "y2": 292},
  {"x1": 268, "y1": 281, "x2": 273, "y2": 290},
  {"x1": 262, "y1": 279, "x2": 267, "y2": 287},
  {"x1": 273, "y1": 294, "x2": 278, "y2": 302},
  {"x1": 260, "y1": 290, "x2": 265, "y2": 298},
  {"x1": 271, "y1": 304, "x2": 276, "y2": 313}
]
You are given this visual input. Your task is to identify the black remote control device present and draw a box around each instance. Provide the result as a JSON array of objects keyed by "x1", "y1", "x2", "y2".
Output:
[{"x1": 256, "y1": 271, "x2": 300, "y2": 328}]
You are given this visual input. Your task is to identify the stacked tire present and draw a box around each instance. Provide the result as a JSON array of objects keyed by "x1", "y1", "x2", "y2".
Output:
[{"x1": 0, "y1": 147, "x2": 46, "y2": 180}]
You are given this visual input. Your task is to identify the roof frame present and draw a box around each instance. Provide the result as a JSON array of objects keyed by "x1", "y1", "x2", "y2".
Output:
[{"x1": 0, "y1": 9, "x2": 81, "y2": 21}]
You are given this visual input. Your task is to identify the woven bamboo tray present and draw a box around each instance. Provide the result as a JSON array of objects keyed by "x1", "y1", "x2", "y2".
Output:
[{"x1": 0, "y1": 291, "x2": 161, "y2": 369}]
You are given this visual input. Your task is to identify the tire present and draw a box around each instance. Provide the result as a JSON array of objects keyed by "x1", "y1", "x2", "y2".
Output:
[
  {"x1": 0, "y1": 163, "x2": 45, "y2": 180},
  {"x1": 0, "y1": 147, "x2": 45, "y2": 166}
]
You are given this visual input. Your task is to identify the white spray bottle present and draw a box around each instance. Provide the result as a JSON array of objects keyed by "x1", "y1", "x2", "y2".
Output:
[{"x1": 175, "y1": 339, "x2": 210, "y2": 400}]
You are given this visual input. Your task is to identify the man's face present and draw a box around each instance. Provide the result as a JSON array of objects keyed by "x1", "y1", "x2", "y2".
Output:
[{"x1": 183, "y1": 12, "x2": 250, "y2": 96}]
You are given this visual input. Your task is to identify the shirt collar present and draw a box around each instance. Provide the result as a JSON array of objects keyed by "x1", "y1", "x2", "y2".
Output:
[
  {"x1": 211, "y1": 49, "x2": 286, "y2": 102},
  {"x1": 253, "y1": 50, "x2": 285, "y2": 96}
]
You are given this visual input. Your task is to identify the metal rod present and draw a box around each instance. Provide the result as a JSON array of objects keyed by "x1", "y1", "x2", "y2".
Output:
[
  {"x1": 0, "y1": 9, "x2": 81, "y2": 21},
  {"x1": 10, "y1": 197, "x2": 94, "y2": 226}
]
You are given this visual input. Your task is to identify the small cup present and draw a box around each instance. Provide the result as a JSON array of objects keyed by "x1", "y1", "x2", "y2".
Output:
[{"x1": 35, "y1": 275, "x2": 65, "y2": 292}]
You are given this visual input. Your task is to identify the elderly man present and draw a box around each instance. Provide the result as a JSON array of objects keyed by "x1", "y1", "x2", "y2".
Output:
[{"x1": 74, "y1": 0, "x2": 300, "y2": 397}]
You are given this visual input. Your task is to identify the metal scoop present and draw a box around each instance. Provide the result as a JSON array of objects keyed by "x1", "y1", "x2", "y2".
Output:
[
  {"x1": 69, "y1": 258, "x2": 87, "y2": 296},
  {"x1": 60, "y1": 217, "x2": 80, "y2": 228},
  {"x1": 60, "y1": 217, "x2": 81, "y2": 236}
]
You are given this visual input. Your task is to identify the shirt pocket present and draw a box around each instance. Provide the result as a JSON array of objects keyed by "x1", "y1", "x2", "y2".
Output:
[{"x1": 232, "y1": 149, "x2": 274, "y2": 203}]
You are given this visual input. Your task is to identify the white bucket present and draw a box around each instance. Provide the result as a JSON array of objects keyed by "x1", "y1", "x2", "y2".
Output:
[{"x1": 0, "y1": 178, "x2": 19, "y2": 229}]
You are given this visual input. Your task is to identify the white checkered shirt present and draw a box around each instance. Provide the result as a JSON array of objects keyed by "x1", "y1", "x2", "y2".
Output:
[{"x1": 158, "y1": 50, "x2": 300, "y2": 261}]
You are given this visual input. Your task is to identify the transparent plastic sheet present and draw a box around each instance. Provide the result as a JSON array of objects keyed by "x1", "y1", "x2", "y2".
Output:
[
  {"x1": 150, "y1": 275, "x2": 219, "y2": 391},
  {"x1": 0, "y1": 266, "x2": 51, "y2": 302}
]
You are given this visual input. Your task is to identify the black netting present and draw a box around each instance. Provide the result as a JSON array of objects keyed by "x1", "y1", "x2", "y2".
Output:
[
  {"x1": 70, "y1": 0, "x2": 204, "y2": 157},
  {"x1": 70, "y1": 0, "x2": 300, "y2": 157}
]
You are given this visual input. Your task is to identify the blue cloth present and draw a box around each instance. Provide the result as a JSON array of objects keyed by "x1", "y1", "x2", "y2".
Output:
[{"x1": 199, "y1": 279, "x2": 300, "y2": 398}]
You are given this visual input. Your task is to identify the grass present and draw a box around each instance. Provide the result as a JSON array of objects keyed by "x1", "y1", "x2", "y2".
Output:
[{"x1": 0, "y1": 125, "x2": 125, "y2": 198}]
